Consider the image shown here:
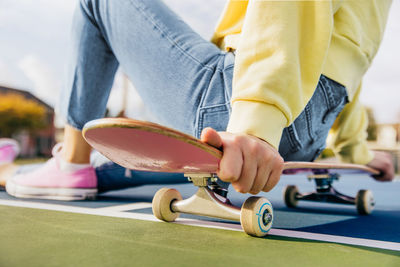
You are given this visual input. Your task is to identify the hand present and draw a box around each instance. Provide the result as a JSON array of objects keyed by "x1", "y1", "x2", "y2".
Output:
[
  {"x1": 367, "y1": 151, "x2": 395, "y2": 181},
  {"x1": 201, "y1": 127, "x2": 284, "y2": 194}
]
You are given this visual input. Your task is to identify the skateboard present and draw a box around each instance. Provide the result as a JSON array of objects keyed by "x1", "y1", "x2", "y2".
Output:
[
  {"x1": 281, "y1": 162, "x2": 379, "y2": 215},
  {"x1": 83, "y1": 118, "x2": 379, "y2": 236}
]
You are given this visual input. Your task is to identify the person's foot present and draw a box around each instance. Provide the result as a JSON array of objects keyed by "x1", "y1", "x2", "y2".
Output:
[
  {"x1": 6, "y1": 145, "x2": 97, "y2": 201},
  {"x1": 0, "y1": 139, "x2": 20, "y2": 165}
]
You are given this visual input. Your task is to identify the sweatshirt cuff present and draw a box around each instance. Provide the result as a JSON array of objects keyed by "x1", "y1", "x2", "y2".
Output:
[
  {"x1": 337, "y1": 142, "x2": 374, "y2": 165},
  {"x1": 227, "y1": 101, "x2": 287, "y2": 149}
]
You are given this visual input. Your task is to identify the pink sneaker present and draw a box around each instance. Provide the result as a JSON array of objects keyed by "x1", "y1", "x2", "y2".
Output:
[
  {"x1": 0, "y1": 139, "x2": 20, "y2": 165},
  {"x1": 6, "y1": 145, "x2": 97, "y2": 201}
]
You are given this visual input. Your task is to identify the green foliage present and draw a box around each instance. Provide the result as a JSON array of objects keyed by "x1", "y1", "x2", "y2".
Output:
[{"x1": 0, "y1": 93, "x2": 47, "y2": 137}]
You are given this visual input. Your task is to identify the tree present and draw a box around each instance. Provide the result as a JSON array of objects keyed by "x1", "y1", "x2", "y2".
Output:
[{"x1": 0, "y1": 93, "x2": 47, "y2": 137}]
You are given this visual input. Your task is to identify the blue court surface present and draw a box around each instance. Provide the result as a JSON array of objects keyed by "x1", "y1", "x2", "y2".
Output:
[{"x1": 1, "y1": 172, "x2": 400, "y2": 252}]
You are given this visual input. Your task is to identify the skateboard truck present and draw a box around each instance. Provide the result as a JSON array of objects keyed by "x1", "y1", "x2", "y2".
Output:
[
  {"x1": 284, "y1": 169, "x2": 375, "y2": 215},
  {"x1": 152, "y1": 173, "x2": 273, "y2": 237},
  {"x1": 173, "y1": 173, "x2": 240, "y2": 221},
  {"x1": 187, "y1": 173, "x2": 228, "y2": 198}
]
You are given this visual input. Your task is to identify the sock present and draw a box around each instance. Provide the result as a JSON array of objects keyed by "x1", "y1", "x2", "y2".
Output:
[{"x1": 60, "y1": 158, "x2": 91, "y2": 172}]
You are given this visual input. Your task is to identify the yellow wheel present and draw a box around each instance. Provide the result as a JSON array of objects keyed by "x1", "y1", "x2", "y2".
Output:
[
  {"x1": 152, "y1": 188, "x2": 182, "y2": 222},
  {"x1": 356, "y1": 189, "x2": 374, "y2": 215},
  {"x1": 240, "y1": 196, "x2": 273, "y2": 237},
  {"x1": 283, "y1": 185, "x2": 299, "y2": 208}
]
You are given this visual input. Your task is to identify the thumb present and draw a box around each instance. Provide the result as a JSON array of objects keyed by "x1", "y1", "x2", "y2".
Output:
[{"x1": 200, "y1": 127, "x2": 223, "y2": 149}]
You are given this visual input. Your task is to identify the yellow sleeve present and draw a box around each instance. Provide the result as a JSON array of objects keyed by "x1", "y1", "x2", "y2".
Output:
[
  {"x1": 227, "y1": 1, "x2": 336, "y2": 149},
  {"x1": 327, "y1": 84, "x2": 374, "y2": 164}
]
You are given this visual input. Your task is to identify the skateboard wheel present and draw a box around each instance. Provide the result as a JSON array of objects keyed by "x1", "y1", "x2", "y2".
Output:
[
  {"x1": 356, "y1": 189, "x2": 374, "y2": 215},
  {"x1": 152, "y1": 188, "x2": 183, "y2": 222},
  {"x1": 283, "y1": 185, "x2": 299, "y2": 208},
  {"x1": 240, "y1": 197, "x2": 273, "y2": 237}
]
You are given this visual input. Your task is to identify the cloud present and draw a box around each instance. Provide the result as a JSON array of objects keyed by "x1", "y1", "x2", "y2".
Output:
[
  {"x1": 0, "y1": 0, "x2": 77, "y2": 93},
  {"x1": 165, "y1": 0, "x2": 226, "y2": 38},
  {"x1": 18, "y1": 55, "x2": 60, "y2": 106},
  {"x1": 0, "y1": 60, "x2": 19, "y2": 87}
]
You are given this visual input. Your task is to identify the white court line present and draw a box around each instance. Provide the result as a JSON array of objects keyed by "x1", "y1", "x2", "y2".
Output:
[
  {"x1": 1, "y1": 199, "x2": 399, "y2": 252},
  {"x1": 96, "y1": 202, "x2": 153, "y2": 212}
]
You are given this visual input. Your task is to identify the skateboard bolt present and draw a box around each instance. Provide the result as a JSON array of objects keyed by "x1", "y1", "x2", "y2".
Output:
[
  {"x1": 210, "y1": 177, "x2": 218, "y2": 183},
  {"x1": 263, "y1": 210, "x2": 273, "y2": 226}
]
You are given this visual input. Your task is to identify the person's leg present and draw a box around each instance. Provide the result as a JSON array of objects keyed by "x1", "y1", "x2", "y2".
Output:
[
  {"x1": 95, "y1": 162, "x2": 187, "y2": 193},
  {"x1": 7, "y1": 0, "x2": 233, "y2": 200},
  {"x1": 62, "y1": 0, "x2": 229, "y2": 136},
  {"x1": 60, "y1": 0, "x2": 233, "y2": 192},
  {"x1": 63, "y1": 125, "x2": 92, "y2": 164},
  {"x1": 61, "y1": 0, "x2": 233, "y2": 163}
]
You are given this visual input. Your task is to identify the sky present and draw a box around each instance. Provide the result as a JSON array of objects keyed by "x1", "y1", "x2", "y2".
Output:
[{"x1": 0, "y1": 0, "x2": 399, "y2": 124}]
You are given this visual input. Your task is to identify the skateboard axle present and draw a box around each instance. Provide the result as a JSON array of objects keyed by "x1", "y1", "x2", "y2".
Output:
[
  {"x1": 262, "y1": 210, "x2": 273, "y2": 226},
  {"x1": 171, "y1": 186, "x2": 241, "y2": 222}
]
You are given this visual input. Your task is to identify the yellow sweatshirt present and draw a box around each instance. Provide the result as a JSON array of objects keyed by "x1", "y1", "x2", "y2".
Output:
[{"x1": 211, "y1": 0, "x2": 392, "y2": 164}]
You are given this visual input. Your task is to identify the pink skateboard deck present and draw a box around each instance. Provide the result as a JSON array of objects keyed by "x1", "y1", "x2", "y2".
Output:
[
  {"x1": 83, "y1": 118, "x2": 379, "y2": 176},
  {"x1": 83, "y1": 118, "x2": 221, "y2": 173}
]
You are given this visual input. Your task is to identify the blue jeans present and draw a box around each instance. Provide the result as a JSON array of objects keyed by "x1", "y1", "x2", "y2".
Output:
[{"x1": 61, "y1": 0, "x2": 348, "y2": 193}]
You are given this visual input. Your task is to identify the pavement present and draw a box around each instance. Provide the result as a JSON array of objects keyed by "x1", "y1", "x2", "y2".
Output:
[{"x1": 1, "y1": 171, "x2": 399, "y2": 250}]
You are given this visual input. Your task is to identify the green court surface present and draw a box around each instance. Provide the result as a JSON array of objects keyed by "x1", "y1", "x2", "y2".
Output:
[{"x1": 1, "y1": 206, "x2": 399, "y2": 267}]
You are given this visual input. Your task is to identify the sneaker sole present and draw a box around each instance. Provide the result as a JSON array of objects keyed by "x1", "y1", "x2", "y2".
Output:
[{"x1": 6, "y1": 180, "x2": 97, "y2": 201}]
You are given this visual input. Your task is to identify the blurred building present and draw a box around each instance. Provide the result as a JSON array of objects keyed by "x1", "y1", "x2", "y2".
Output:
[
  {"x1": 368, "y1": 123, "x2": 400, "y2": 173},
  {"x1": 0, "y1": 86, "x2": 55, "y2": 157}
]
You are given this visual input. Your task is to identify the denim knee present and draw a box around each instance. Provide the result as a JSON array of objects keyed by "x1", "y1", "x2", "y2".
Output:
[{"x1": 279, "y1": 75, "x2": 348, "y2": 162}]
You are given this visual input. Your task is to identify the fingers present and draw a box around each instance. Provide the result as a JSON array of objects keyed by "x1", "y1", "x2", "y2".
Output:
[
  {"x1": 367, "y1": 151, "x2": 395, "y2": 182},
  {"x1": 216, "y1": 132, "x2": 284, "y2": 194},
  {"x1": 248, "y1": 164, "x2": 269, "y2": 195},
  {"x1": 262, "y1": 157, "x2": 284, "y2": 192},
  {"x1": 201, "y1": 127, "x2": 223, "y2": 149},
  {"x1": 378, "y1": 152, "x2": 395, "y2": 181},
  {"x1": 218, "y1": 140, "x2": 243, "y2": 183},
  {"x1": 375, "y1": 164, "x2": 395, "y2": 182},
  {"x1": 231, "y1": 143, "x2": 257, "y2": 193}
]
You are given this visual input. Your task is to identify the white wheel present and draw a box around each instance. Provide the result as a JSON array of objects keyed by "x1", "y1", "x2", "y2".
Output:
[
  {"x1": 240, "y1": 197, "x2": 273, "y2": 237},
  {"x1": 356, "y1": 189, "x2": 374, "y2": 215},
  {"x1": 283, "y1": 185, "x2": 299, "y2": 208},
  {"x1": 152, "y1": 188, "x2": 182, "y2": 222}
]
